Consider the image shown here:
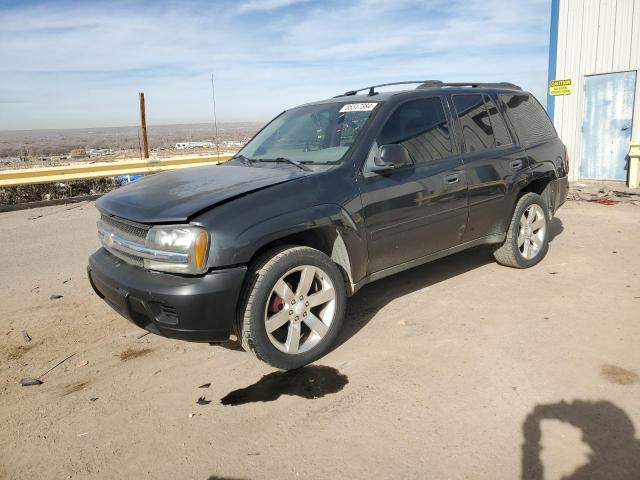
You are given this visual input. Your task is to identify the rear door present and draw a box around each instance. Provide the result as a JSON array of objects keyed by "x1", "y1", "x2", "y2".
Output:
[
  {"x1": 581, "y1": 71, "x2": 636, "y2": 180},
  {"x1": 359, "y1": 95, "x2": 468, "y2": 273},
  {"x1": 452, "y1": 93, "x2": 528, "y2": 241}
]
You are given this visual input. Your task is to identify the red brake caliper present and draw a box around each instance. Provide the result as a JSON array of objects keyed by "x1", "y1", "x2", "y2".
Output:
[{"x1": 269, "y1": 295, "x2": 284, "y2": 313}]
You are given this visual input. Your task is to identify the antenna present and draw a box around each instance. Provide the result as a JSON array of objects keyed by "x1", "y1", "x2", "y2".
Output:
[{"x1": 211, "y1": 73, "x2": 220, "y2": 161}]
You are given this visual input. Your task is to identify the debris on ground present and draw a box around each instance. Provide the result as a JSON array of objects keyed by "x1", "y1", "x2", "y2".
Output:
[
  {"x1": 196, "y1": 396, "x2": 211, "y2": 405},
  {"x1": 136, "y1": 332, "x2": 150, "y2": 339},
  {"x1": 50, "y1": 294, "x2": 63, "y2": 300},
  {"x1": 198, "y1": 383, "x2": 211, "y2": 389},
  {"x1": 19, "y1": 378, "x2": 43, "y2": 387},
  {"x1": 119, "y1": 348, "x2": 152, "y2": 361},
  {"x1": 568, "y1": 182, "x2": 640, "y2": 205},
  {"x1": 594, "y1": 197, "x2": 618, "y2": 205},
  {"x1": 90, "y1": 397, "x2": 99, "y2": 402},
  {"x1": 22, "y1": 330, "x2": 32, "y2": 343},
  {"x1": 39, "y1": 353, "x2": 76, "y2": 379},
  {"x1": 63, "y1": 278, "x2": 71, "y2": 284}
]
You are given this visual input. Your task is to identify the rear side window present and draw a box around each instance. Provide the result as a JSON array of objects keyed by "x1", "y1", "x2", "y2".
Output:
[
  {"x1": 452, "y1": 94, "x2": 495, "y2": 153},
  {"x1": 378, "y1": 97, "x2": 454, "y2": 164},
  {"x1": 499, "y1": 93, "x2": 557, "y2": 144},
  {"x1": 483, "y1": 95, "x2": 513, "y2": 147}
]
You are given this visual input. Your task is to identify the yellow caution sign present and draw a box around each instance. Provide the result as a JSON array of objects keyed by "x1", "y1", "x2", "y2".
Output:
[{"x1": 550, "y1": 79, "x2": 572, "y2": 96}]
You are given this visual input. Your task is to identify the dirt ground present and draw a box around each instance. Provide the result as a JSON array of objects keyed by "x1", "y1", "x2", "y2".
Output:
[{"x1": 1, "y1": 199, "x2": 639, "y2": 480}]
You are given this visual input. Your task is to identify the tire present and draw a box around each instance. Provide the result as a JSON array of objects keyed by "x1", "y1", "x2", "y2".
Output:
[
  {"x1": 237, "y1": 246, "x2": 347, "y2": 370},
  {"x1": 493, "y1": 192, "x2": 550, "y2": 269}
]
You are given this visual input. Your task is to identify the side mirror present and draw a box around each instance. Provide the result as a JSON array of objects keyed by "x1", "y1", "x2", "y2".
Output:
[{"x1": 370, "y1": 144, "x2": 413, "y2": 173}]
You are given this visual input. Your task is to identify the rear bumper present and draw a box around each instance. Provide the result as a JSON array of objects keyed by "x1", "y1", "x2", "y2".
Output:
[
  {"x1": 87, "y1": 248, "x2": 246, "y2": 342},
  {"x1": 552, "y1": 175, "x2": 569, "y2": 213}
]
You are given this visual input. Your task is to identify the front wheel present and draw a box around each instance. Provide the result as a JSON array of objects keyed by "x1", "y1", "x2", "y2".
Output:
[
  {"x1": 494, "y1": 192, "x2": 550, "y2": 268},
  {"x1": 238, "y1": 246, "x2": 346, "y2": 370}
]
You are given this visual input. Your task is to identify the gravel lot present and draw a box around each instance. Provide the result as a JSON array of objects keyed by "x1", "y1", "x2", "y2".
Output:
[{"x1": 1, "y1": 199, "x2": 639, "y2": 479}]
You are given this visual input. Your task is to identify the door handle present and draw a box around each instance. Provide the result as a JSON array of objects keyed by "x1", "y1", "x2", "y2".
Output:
[
  {"x1": 510, "y1": 160, "x2": 523, "y2": 170},
  {"x1": 444, "y1": 173, "x2": 461, "y2": 184}
]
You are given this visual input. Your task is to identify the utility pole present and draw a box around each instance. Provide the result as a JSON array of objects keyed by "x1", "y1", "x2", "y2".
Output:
[
  {"x1": 139, "y1": 92, "x2": 149, "y2": 159},
  {"x1": 211, "y1": 74, "x2": 220, "y2": 160}
]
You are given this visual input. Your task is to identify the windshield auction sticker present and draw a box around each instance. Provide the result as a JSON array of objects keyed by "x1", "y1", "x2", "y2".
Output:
[{"x1": 339, "y1": 103, "x2": 378, "y2": 112}]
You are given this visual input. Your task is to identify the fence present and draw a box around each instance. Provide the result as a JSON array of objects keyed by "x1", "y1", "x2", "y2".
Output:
[{"x1": 0, "y1": 154, "x2": 232, "y2": 188}]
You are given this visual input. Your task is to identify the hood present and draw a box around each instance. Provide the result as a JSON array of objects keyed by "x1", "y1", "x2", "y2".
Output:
[{"x1": 96, "y1": 164, "x2": 308, "y2": 224}]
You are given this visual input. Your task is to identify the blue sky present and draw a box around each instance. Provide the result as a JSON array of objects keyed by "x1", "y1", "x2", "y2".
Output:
[{"x1": 0, "y1": 0, "x2": 551, "y2": 130}]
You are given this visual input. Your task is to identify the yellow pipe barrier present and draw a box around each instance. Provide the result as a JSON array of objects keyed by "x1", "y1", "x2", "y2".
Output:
[
  {"x1": 0, "y1": 154, "x2": 232, "y2": 187},
  {"x1": 629, "y1": 141, "x2": 639, "y2": 189}
]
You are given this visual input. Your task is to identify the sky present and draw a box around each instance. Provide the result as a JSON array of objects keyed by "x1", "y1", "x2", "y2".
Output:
[{"x1": 0, "y1": 0, "x2": 552, "y2": 130}]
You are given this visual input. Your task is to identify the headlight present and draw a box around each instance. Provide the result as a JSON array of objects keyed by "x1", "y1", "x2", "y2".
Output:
[{"x1": 144, "y1": 225, "x2": 209, "y2": 274}]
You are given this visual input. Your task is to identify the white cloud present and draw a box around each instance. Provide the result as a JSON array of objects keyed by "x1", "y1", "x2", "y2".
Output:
[
  {"x1": 236, "y1": 0, "x2": 310, "y2": 13},
  {"x1": 0, "y1": 0, "x2": 551, "y2": 129}
]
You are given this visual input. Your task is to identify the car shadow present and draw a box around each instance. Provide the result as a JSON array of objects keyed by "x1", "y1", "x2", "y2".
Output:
[
  {"x1": 521, "y1": 399, "x2": 640, "y2": 479},
  {"x1": 548, "y1": 216, "x2": 564, "y2": 243},
  {"x1": 219, "y1": 215, "x2": 565, "y2": 356},
  {"x1": 335, "y1": 214, "x2": 565, "y2": 351},
  {"x1": 333, "y1": 244, "x2": 495, "y2": 351}
]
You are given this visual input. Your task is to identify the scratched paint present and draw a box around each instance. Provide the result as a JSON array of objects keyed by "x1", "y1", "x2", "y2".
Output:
[{"x1": 580, "y1": 71, "x2": 636, "y2": 180}]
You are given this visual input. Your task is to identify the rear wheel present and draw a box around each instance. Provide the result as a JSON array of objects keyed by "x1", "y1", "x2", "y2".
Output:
[
  {"x1": 238, "y1": 246, "x2": 346, "y2": 370},
  {"x1": 494, "y1": 192, "x2": 550, "y2": 268}
]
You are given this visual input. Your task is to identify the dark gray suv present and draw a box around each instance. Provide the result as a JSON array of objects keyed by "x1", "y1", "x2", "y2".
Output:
[{"x1": 88, "y1": 80, "x2": 569, "y2": 369}]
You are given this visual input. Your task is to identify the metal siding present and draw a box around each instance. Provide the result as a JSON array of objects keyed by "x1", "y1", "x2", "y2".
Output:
[
  {"x1": 632, "y1": 1, "x2": 640, "y2": 140},
  {"x1": 568, "y1": 0, "x2": 585, "y2": 179},
  {"x1": 595, "y1": 0, "x2": 617, "y2": 73},
  {"x1": 552, "y1": 0, "x2": 639, "y2": 180},
  {"x1": 613, "y1": 0, "x2": 634, "y2": 70},
  {"x1": 554, "y1": 0, "x2": 570, "y2": 143}
]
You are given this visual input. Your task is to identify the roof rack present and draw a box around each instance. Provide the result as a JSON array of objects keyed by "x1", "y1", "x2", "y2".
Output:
[
  {"x1": 336, "y1": 80, "x2": 522, "y2": 97},
  {"x1": 417, "y1": 81, "x2": 522, "y2": 90},
  {"x1": 338, "y1": 80, "x2": 439, "y2": 97}
]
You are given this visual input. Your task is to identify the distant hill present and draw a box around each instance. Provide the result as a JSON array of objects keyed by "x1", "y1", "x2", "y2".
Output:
[{"x1": 0, "y1": 122, "x2": 263, "y2": 158}]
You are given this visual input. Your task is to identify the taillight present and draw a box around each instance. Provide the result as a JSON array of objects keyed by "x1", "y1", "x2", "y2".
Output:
[{"x1": 562, "y1": 144, "x2": 569, "y2": 176}]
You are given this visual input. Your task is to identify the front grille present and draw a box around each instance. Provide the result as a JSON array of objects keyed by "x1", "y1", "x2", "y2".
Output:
[
  {"x1": 109, "y1": 248, "x2": 144, "y2": 267},
  {"x1": 100, "y1": 214, "x2": 149, "y2": 242},
  {"x1": 99, "y1": 214, "x2": 150, "y2": 267}
]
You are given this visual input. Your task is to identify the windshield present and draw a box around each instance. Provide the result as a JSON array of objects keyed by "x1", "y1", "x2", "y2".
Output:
[{"x1": 238, "y1": 102, "x2": 379, "y2": 164}]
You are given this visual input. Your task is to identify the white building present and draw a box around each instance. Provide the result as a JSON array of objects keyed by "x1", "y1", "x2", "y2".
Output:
[
  {"x1": 548, "y1": 0, "x2": 640, "y2": 183},
  {"x1": 88, "y1": 148, "x2": 113, "y2": 157},
  {"x1": 175, "y1": 141, "x2": 215, "y2": 150}
]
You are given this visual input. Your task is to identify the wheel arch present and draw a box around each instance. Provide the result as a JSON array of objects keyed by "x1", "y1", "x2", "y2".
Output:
[
  {"x1": 231, "y1": 204, "x2": 365, "y2": 296},
  {"x1": 519, "y1": 171, "x2": 558, "y2": 214}
]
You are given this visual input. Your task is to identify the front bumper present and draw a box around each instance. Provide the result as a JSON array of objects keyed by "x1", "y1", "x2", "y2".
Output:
[{"x1": 87, "y1": 248, "x2": 246, "y2": 342}]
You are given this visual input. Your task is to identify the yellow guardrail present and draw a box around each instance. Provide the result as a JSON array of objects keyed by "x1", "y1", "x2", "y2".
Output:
[
  {"x1": 0, "y1": 154, "x2": 232, "y2": 187},
  {"x1": 629, "y1": 141, "x2": 640, "y2": 189}
]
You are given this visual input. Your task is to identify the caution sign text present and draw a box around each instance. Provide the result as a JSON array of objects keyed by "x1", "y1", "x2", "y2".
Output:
[{"x1": 549, "y1": 79, "x2": 572, "y2": 96}]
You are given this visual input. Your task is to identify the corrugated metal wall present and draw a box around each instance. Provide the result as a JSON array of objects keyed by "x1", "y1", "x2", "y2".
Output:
[{"x1": 551, "y1": 0, "x2": 640, "y2": 181}]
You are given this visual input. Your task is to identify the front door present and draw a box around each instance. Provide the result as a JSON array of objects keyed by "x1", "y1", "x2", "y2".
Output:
[
  {"x1": 581, "y1": 71, "x2": 636, "y2": 180},
  {"x1": 359, "y1": 96, "x2": 468, "y2": 274}
]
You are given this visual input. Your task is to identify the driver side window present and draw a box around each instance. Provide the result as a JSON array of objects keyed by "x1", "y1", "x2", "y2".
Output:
[{"x1": 378, "y1": 97, "x2": 454, "y2": 164}]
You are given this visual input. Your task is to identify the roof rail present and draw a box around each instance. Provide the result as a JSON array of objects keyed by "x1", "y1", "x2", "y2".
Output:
[
  {"x1": 417, "y1": 81, "x2": 522, "y2": 90},
  {"x1": 338, "y1": 80, "x2": 440, "y2": 97},
  {"x1": 336, "y1": 80, "x2": 523, "y2": 98}
]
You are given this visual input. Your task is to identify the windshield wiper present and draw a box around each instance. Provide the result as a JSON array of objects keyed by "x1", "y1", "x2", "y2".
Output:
[
  {"x1": 256, "y1": 157, "x2": 312, "y2": 172},
  {"x1": 232, "y1": 154, "x2": 254, "y2": 166}
]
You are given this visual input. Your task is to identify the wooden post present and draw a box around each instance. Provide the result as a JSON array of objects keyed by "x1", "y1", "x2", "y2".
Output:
[{"x1": 139, "y1": 92, "x2": 149, "y2": 159}]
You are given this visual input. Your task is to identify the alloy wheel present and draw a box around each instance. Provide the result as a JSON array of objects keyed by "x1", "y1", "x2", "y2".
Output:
[
  {"x1": 517, "y1": 204, "x2": 546, "y2": 260},
  {"x1": 264, "y1": 265, "x2": 336, "y2": 354}
]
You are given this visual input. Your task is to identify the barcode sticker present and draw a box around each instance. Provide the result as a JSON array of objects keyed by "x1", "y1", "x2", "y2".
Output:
[{"x1": 339, "y1": 103, "x2": 378, "y2": 113}]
